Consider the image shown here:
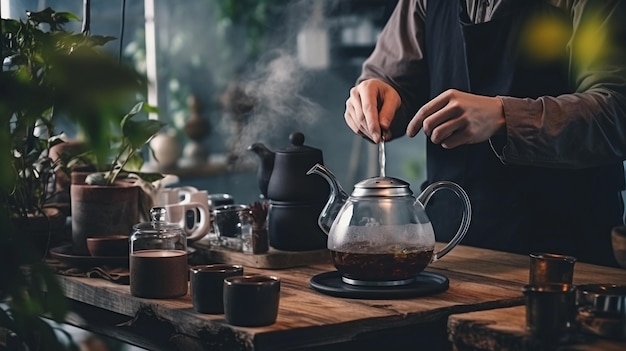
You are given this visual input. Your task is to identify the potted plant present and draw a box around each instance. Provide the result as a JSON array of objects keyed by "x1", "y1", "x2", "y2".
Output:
[
  {"x1": 1, "y1": 7, "x2": 151, "y2": 350},
  {"x1": 2, "y1": 7, "x2": 145, "y2": 219},
  {"x1": 69, "y1": 101, "x2": 165, "y2": 255}
]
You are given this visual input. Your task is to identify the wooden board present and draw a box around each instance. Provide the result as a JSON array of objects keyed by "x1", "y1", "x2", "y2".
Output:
[
  {"x1": 448, "y1": 305, "x2": 626, "y2": 351},
  {"x1": 58, "y1": 263, "x2": 525, "y2": 351},
  {"x1": 193, "y1": 239, "x2": 331, "y2": 269},
  {"x1": 56, "y1": 245, "x2": 626, "y2": 351}
]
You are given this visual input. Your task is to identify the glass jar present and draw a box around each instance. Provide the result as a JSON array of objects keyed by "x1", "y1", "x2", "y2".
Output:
[
  {"x1": 130, "y1": 207, "x2": 188, "y2": 298},
  {"x1": 212, "y1": 204, "x2": 251, "y2": 251}
]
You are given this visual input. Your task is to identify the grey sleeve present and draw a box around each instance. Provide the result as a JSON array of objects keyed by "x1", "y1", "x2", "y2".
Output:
[{"x1": 356, "y1": 0, "x2": 431, "y2": 140}]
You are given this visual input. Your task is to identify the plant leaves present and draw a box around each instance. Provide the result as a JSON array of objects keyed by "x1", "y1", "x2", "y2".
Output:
[
  {"x1": 121, "y1": 102, "x2": 166, "y2": 149},
  {"x1": 124, "y1": 152, "x2": 144, "y2": 171}
]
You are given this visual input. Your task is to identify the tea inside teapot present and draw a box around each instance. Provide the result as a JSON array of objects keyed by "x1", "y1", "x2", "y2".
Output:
[{"x1": 330, "y1": 223, "x2": 435, "y2": 285}]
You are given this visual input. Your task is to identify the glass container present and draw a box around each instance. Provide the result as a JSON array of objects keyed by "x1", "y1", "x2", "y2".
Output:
[{"x1": 130, "y1": 207, "x2": 188, "y2": 298}]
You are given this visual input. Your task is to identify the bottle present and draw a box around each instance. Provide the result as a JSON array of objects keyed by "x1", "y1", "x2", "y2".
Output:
[{"x1": 130, "y1": 207, "x2": 188, "y2": 298}]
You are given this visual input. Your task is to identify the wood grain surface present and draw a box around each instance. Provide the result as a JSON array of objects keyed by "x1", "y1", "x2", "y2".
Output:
[
  {"x1": 193, "y1": 239, "x2": 331, "y2": 269},
  {"x1": 57, "y1": 244, "x2": 626, "y2": 351},
  {"x1": 448, "y1": 305, "x2": 626, "y2": 351}
]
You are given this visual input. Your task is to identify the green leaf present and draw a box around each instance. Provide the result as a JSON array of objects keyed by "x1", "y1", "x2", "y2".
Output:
[
  {"x1": 134, "y1": 171, "x2": 165, "y2": 182},
  {"x1": 1, "y1": 18, "x2": 21, "y2": 36},
  {"x1": 84, "y1": 35, "x2": 118, "y2": 47},
  {"x1": 54, "y1": 11, "x2": 81, "y2": 23},
  {"x1": 124, "y1": 152, "x2": 144, "y2": 171},
  {"x1": 36, "y1": 262, "x2": 68, "y2": 321},
  {"x1": 121, "y1": 103, "x2": 166, "y2": 149}
]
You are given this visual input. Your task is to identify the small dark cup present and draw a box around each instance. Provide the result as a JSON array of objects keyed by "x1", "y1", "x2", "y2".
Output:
[
  {"x1": 529, "y1": 252, "x2": 576, "y2": 284},
  {"x1": 224, "y1": 275, "x2": 280, "y2": 327},
  {"x1": 86, "y1": 235, "x2": 130, "y2": 257},
  {"x1": 523, "y1": 283, "x2": 576, "y2": 340},
  {"x1": 190, "y1": 264, "x2": 243, "y2": 314}
]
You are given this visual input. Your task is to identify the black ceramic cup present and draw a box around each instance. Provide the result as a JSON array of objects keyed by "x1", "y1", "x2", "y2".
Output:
[
  {"x1": 223, "y1": 275, "x2": 281, "y2": 327},
  {"x1": 190, "y1": 264, "x2": 243, "y2": 314}
]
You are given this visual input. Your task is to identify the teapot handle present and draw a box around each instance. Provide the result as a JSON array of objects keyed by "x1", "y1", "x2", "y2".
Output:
[{"x1": 416, "y1": 181, "x2": 471, "y2": 263}]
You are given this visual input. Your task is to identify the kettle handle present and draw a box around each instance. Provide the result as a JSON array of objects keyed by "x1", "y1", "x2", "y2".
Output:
[{"x1": 416, "y1": 181, "x2": 472, "y2": 263}]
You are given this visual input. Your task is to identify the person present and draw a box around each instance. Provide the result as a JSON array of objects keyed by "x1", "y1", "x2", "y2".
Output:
[{"x1": 344, "y1": 0, "x2": 626, "y2": 267}]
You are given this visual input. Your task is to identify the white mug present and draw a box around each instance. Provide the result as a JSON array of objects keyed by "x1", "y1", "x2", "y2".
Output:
[
  {"x1": 153, "y1": 188, "x2": 180, "y2": 206},
  {"x1": 180, "y1": 190, "x2": 210, "y2": 229},
  {"x1": 163, "y1": 201, "x2": 210, "y2": 241},
  {"x1": 154, "y1": 186, "x2": 201, "y2": 206},
  {"x1": 173, "y1": 186, "x2": 199, "y2": 203},
  {"x1": 181, "y1": 190, "x2": 209, "y2": 206}
]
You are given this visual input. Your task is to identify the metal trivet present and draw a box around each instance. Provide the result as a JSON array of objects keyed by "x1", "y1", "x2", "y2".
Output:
[{"x1": 341, "y1": 276, "x2": 416, "y2": 286}]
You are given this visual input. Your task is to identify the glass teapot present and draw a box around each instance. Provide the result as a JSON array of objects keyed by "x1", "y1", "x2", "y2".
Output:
[{"x1": 307, "y1": 163, "x2": 472, "y2": 286}]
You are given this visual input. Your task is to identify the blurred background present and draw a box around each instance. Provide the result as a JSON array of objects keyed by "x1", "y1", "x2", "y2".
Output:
[
  {"x1": 2, "y1": 0, "x2": 427, "y2": 206},
  {"x1": 2, "y1": 2, "x2": 425, "y2": 348}
]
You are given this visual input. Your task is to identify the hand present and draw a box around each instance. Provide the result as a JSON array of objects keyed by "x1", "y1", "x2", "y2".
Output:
[
  {"x1": 344, "y1": 78, "x2": 401, "y2": 143},
  {"x1": 406, "y1": 89, "x2": 506, "y2": 149}
]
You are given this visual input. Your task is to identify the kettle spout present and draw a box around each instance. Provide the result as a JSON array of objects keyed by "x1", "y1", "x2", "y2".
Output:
[
  {"x1": 248, "y1": 143, "x2": 275, "y2": 198},
  {"x1": 306, "y1": 163, "x2": 349, "y2": 235}
]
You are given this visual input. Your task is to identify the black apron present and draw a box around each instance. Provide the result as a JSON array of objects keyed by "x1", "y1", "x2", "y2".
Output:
[{"x1": 422, "y1": 0, "x2": 624, "y2": 266}]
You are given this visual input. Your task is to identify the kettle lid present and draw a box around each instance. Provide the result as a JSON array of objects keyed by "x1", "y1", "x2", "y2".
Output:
[
  {"x1": 277, "y1": 132, "x2": 321, "y2": 155},
  {"x1": 352, "y1": 177, "x2": 413, "y2": 197}
]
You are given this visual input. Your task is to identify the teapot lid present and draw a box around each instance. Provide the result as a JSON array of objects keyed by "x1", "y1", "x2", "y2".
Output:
[
  {"x1": 277, "y1": 132, "x2": 321, "y2": 155},
  {"x1": 352, "y1": 177, "x2": 413, "y2": 197}
]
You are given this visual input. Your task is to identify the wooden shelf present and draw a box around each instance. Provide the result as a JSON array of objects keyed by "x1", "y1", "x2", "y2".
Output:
[
  {"x1": 143, "y1": 154, "x2": 256, "y2": 179},
  {"x1": 164, "y1": 163, "x2": 254, "y2": 178}
]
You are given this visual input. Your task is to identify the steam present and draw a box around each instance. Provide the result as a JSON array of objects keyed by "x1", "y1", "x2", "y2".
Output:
[
  {"x1": 221, "y1": 1, "x2": 332, "y2": 162},
  {"x1": 225, "y1": 51, "x2": 324, "y2": 160}
]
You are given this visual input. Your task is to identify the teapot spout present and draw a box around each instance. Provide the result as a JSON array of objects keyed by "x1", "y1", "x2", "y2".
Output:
[
  {"x1": 306, "y1": 163, "x2": 348, "y2": 235},
  {"x1": 248, "y1": 143, "x2": 275, "y2": 198}
]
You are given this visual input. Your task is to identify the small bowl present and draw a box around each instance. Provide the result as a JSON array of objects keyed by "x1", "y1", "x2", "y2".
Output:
[
  {"x1": 576, "y1": 284, "x2": 626, "y2": 317},
  {"x1": 86, "y1": 235, "x2": 130, "y2": 257}
]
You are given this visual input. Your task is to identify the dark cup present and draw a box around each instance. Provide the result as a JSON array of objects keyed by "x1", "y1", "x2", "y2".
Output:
[
  {"x1": 523, "y1": 283, "x2": 576, "y2": 340},
  {"x1": 529, "y1": 252, "x2": 577, "y2": 284},
  {"x1": 190, "y1": 264, "x2": 243, "y2": 314},
  {"x1": 223, "y1": 275, "x2": 280, "y2": 327}
]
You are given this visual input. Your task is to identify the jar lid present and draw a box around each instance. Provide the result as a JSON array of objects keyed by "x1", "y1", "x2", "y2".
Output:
[{"x1": 132, "y1": 207, "x2": 183, "y2": 235}]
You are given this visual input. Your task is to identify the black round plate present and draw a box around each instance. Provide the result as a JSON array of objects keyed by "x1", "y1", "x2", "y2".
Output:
[{"x1": 309, "y1": 270, "x2": 449, "y2": 299}]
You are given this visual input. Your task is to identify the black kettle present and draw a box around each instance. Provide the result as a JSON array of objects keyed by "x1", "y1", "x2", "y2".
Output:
[
  {"x1": 248, "y1": 132, "x2": 328, "y2": 202},
  {"x1": 248, "y1": 132, "x2": 329, "y2": 251}
]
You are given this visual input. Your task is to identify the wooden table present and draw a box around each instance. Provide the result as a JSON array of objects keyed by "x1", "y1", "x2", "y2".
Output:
[
  {"x1": 56, "y1": 245, "x2": 626, "y2": 351},
  {"x1": 448, "y1": 305, "x2": 626, "y2": 351},
  {"x1": 445, "y1": 254, "x2": 626, "y2": 351}
]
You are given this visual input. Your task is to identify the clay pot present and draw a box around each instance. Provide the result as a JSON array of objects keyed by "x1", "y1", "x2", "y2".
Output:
[
  {"x1": 71, "y1": 181, "x2": 139, "y2": 256},
  {"x1": 11, "y1": 207, "x2": 67, "y2": 259}
]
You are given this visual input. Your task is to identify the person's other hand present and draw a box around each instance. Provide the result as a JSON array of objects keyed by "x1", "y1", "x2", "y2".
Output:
[
  {"x1": 345, "y1": 78, "x2": 401, "y2": 143},
  {"x1": 406, "y1": 89, "x2": 505, "y2": 149}
]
